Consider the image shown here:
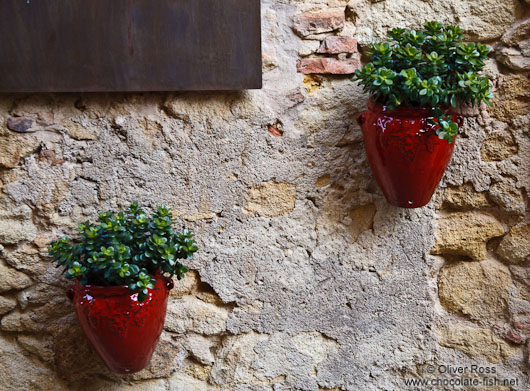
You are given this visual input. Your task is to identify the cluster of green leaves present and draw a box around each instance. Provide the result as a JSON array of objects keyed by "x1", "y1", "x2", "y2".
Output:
[
  {"x1": 353, "y1": 21, "x2": 493, "y2": 143},
  {"x1": 49, "y1": 202, "x2": 197, "y2": 302}
]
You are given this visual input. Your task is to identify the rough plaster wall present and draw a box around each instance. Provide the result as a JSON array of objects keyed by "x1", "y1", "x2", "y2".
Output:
[{"x1": 0, "y1": 0, "x2": 529, "y2": 390}]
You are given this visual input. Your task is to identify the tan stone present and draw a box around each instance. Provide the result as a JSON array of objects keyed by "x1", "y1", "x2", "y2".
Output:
[
  {"x1": 182, "y1": 212, "x2": 216, "y2": 222},
  {"x1": 488, "y1": 74, "x2": 530, "y2": 122},
  {"x1": 353, "y1": 0, "x2": 518, "y2": 44},
  {"x1": 489, "y1": 180, "x2": 526, "y2": 216},
  {"x1": 0, "y1": 335, "x2": 59, "y2": 391},
  {"x1": 0, "y1": 134, "x2": 39, "y2": 169},
  {"x1": 497, "y1": 225, "x2": 530, "y2": 264},
  {"x1": 0, "y1": 203, "x2": 38, "y2": 244},
  {"x1": 131, "y1": 333, "x2": 182, "y2": 380},
  {"x1": 0, "y1": 261, "x2": 32, "y2": 293},
  {"x1": 184, "y1": 362, "x2": 212, "y2": 381},
  {"x1": 66, "y1": 121, "x2": 97, "y2": 141},
  {"x1": 52, "y1": 323, "x2": 117, "y2": 383},
  {"x1": 17, "y1": 335, "x2": 54, "y2": 363},
  {"x1": 1, "y1": 298, "x2": 70, "y2": 332},
  {"x1": 169, "y1": 373, "x2": 207, "y2": 391},
  {"x1": 170, "y1": 270, "x2": 199, "y2": 296},
  {"x1": 138, "y1": 118, "x2": 163, "y2": 139},
  {"x1": 438, "y1": 258, "x2": 511, "y2": 320},
  {"x1": 298, "y1": 40, "x2": 320, "y2": 57},
  {"x1": 303, "y1": 75, "x2": 321, "y2": 93},
  {"x1": 0, "y1": 295, "x2": 17, "y2": 315},
  {"x1": 501, "y1": 17, "x2": 530, "y2": 46},
  {"x1": 165, "y1": 296, "x2": 228, "y2": 335},
  {"x1": 17, "y1": 283, "x2": 66, "y2": 310},
  {"x1": 481, "y1": 130, "x2": 518, "y2": 161},
  {"x1": 292, "y1": 331, "x2": 338, "y2": 364},
  {"x1": 183, "y1": 334, "x2": 216, "y2": 365},
  {"x1": 431, "y1": 212, "x2": 505, "y2": 260},
  {"x1": 441, "y1": 184, "x2": 490, "y2": 210},
  {"x1": 315, "y1": 174, "x2": 331, "y2": 188},
  {"x1": 348, "y1": 204, "x2": 376, "y2": 241},
  {"x1": 496, "y1": 46, "x2": 530, "y2": 71},
  {"x1": 437, "y1": 326, "x2": 517, "y2": 363},
  {"x1": 244, "y1": 181, "x2": 296, "y2": 218},
  {"x1": 209, "y1": 332, "x2": 269, "y2": 385}
]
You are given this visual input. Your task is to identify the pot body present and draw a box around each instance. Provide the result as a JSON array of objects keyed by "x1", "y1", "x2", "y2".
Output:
[
  {"x1": 68, "y1": 272, "x2": 173, "y2": 373},
  {"x1": 357, "y1": 101, "x2": 462, "y2": 208}
]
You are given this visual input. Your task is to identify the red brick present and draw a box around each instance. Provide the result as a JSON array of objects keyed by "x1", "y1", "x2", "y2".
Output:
[
  {"x1": 296, "y1": 58, "x2": 359, "y2": 75},
  {"x1": 505, "y1": 329, "x2": 523, "y2": 344},
  {"x1": 318, "y1": 37, "x2": 358, "y2": 54},
  {"x1": 292, "y1": 9, "x2": 345, "y2": 37},
  {"x1": 268, "y1": 124, "x2": 283, "y2": 137}
]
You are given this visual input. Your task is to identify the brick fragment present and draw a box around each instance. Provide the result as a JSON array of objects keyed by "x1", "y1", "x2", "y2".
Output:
[
  {"x1": 292, "y1": 9, "x2": 345, "y2": 37},
  {"x1": 318, "y1": 37, "x2": 358, "y2": 54},
  {"x1": 296, "y1": 58, "x2": 358, "y2": 75}
]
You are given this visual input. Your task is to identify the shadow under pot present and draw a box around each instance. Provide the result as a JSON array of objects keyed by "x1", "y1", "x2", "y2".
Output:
[
  {"x1": 66, "y1": 271, "x2": 174, "y2": 374},
  {"x1": 357, "y1": 100, "x2": 463, "y2": 208}
]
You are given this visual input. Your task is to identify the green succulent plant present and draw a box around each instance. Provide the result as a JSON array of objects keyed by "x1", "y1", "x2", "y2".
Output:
[
  {"x1": 48, "y1": 202, "x2": 197, "y2": 302},
  {"x1": 353, "y1": 21, "x2": 493, "y2": 143}
]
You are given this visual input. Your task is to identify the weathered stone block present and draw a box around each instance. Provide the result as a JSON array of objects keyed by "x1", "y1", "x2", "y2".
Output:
[
  {"x1": 210, "y1": 332, "x2": 268, "y2": 385},
  {"x1": 488, "y1": 73, "x2": 530, "y2": 122},
  {"x1": 0, "y1": 295, "x2": 17, "y2": 315},
  {"x1": 296, "y1": 58, "x2": 359, "y2": 74},
  {"x1": 292, "y1": 9, "x2": 345, "y2": 37},
  {"x1": 496, "y1": 47, "x2": 530, "y2": 71},
  {"x1": 298, "y1": 40, "x2": 321, "y2": 57},
  {"x1": 1, "y1": 298, "x2": 69, "y2": 332},
  {"x1": 0, "y1": 218, "x2": 38, "y2": 245},
  {"x1": 496, "y1": 224, "x2": 530, "y2": 264},
  {"x1": 441, "y1": 184, "x2": 490, "y2": 210},
  {"x1": 438, "y1": 258, "x2": 511, "y2": 320},
  {"x1": 488, "y1": 180, "x2": 526, "y2": 216},
  {"x1": 165, "y1": 296, "x2": 228, "y2": 335},
  {"x1": 501, "y1": 17, "x2": 530, "y2": 46},
  {"x1": 481, "y1": 130, "x2": 518, "y2": 161},
  {"x1": 16, "y1": 335, "x2": 54, "y2": 363},
  {"x1": 0, "y1": 261, "x2": 32, "y2": 293},
  {"x1": 431, "y1": 212, "x2": 505, "y2": 260},
  {"x1": 437, "y1": 326, "x2": 517, "y2": 363},
  {"x1": 0, "y1": 335, "x2": 59, "y2": 391},
  {"x1": 0, "y1": 133, "x2": 39, "y2": 169},
  {"x1": 183, "y1": 334, "x2": 216, "y2": 365}
]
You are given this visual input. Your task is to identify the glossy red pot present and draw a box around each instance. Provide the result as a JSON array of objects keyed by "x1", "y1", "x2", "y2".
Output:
[
  {"x1": 357, "y1": 101, "x2": 463, "y2": 208},
  {"x1": 66, "y1": 271, "x2": 174, "y2": 374}
]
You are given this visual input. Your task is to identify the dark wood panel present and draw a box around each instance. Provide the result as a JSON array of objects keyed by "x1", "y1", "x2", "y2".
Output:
[{"x1": 0, "y1": 0, "x2": 261, "y2": 92}]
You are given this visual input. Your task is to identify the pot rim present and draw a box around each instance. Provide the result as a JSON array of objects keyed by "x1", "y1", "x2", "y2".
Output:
[
  {"x1": 367, "y1": 98, "x2": 452, "y2": 117},
  {"x1": 72, "y1": 270, "x2": 168, "y2": 297}
]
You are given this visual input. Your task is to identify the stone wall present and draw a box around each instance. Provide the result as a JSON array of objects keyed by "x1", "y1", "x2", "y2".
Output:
[{"x1": 0, "y1": 0, "x2": 529, "y2": 390}]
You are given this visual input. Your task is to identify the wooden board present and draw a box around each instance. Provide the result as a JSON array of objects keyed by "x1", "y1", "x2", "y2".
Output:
[{"x1": 0, "y1": 0, "x2": 261, "y2": 92}]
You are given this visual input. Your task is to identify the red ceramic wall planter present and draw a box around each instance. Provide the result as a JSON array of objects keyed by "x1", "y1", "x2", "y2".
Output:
[
  {"x1": 67, "y1": 271, "x2": 174, "y2": 374},
  {"x1": 357, "y1": 101, "x2": 463, "y2": 208}
]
